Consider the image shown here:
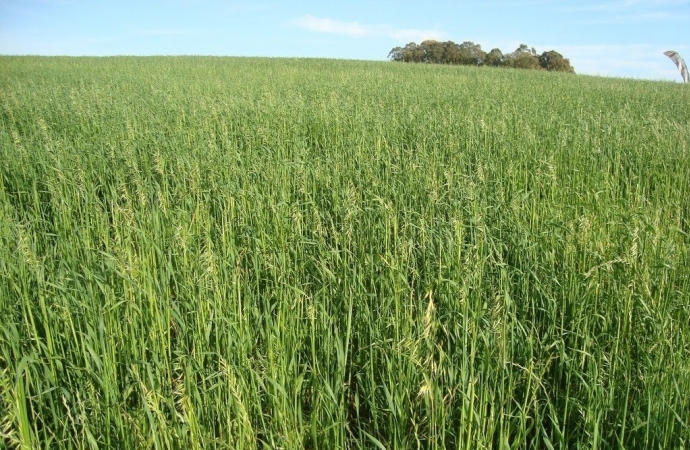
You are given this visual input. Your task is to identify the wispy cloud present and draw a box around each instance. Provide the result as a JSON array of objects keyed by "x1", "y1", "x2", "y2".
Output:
[
  {"x1": 546, "y1": 43, "x2": 689, "y2": 80},
  {"x1": 585, "y1": 11, "x2": 688, "y2": 23},
  {"x1": 565, "y1": 0, "x2": 689, "y2": 12},
  {"x1": 562, "y1": 0, "x2": 690, "y2": 22},
  {"x1": 293, "y1": 15, "x2": 445, "y2": 42},
  {"x1": 0, "y1": 32, "x2": 115, "y2": 55}
]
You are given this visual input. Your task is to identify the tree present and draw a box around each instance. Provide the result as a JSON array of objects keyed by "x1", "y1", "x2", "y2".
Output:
[
  {"x1": 539, "y1": 50, "x2": 575, "y2": 73},
  {"x1": 388, "y1": 46, "x2": 405, "y2": 62},
  {"x1": 388, "y1": 42, "x2": 426, "y2": 62},
  {"x1": 484, "y1": 48, "x2": 504, "y2": 67},
  {"x1": 388, "y1": 47, "x2": 403, "y2": 61},
  {"x1": 442, "y1": 41, "x2": 462, "y2": 64},
  {"x1": 505, "y1": 44, "x2": 542, "y2": 70},
  {"x1": 393, "y1": 42, "x2": 422, "y2": 62},
  {"x1": 457, "y1": 41, "x2": 486, "y2": 66},
  {"x1": 388, "y1": 41, "x2": 576, "y2": 74},
  {"x1": 419, "y1": 40, "x2": 445, "y2": 64}
]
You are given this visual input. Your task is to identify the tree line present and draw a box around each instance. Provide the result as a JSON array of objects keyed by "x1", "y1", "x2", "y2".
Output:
[{"x1": 388, "y1": 41, "x2": 575, "y2": 73}]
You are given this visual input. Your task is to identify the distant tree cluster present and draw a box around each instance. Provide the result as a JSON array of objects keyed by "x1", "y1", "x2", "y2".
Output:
[{"x1": 388, "y1": 41, "x2": 575, "y2": 73}]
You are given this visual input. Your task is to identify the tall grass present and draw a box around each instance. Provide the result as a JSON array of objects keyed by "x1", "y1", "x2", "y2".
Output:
[{"x1": 1, "y1": 56, "x2": 689, "y2": 449}]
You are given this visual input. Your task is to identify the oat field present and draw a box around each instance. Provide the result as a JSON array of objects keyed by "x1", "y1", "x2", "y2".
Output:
[{"x1": 1, "y1": 56, "x2": 689, "y2": 449}]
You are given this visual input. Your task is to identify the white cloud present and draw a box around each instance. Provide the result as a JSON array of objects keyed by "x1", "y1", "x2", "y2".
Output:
[
  {"x1": 581, "y1": 11, "x2": 689, "y2": 24},
  {"x1": 565, "y1": 0, "x2": 689, "y2": 12},
  {"x1": 546, "y1": 43, "x2": 689, "y2": 80},
  {"x1": 562, "y1": 0, "x2": 690, "y2": 22},
  {"x1": 293, "y1": 15, "x2": 445, "y2": 42}
]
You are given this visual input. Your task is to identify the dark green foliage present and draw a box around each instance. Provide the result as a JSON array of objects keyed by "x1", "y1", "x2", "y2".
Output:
[
  {"x1": 389, "y1": 40, "x2": 486, "y2": 65},
  {"x1": 539, "y1": 50, "x2": 576, "y2": 73},
  {"x1": 484, "y1": 48, "x2": 505, "y2": 67},
  {"x1": 390, "y1": 41, "x2": 576, "y2": 74}
]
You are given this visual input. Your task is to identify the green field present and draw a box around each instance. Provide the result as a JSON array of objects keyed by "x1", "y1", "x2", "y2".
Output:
[{"x1": 1, "y1": 56, "x2": 689, "y2": 449}]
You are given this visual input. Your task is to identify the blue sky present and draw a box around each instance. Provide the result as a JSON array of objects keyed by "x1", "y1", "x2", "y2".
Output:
[{"x1": 1, "y1": 0, "x2": 688, "y2": 81}]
